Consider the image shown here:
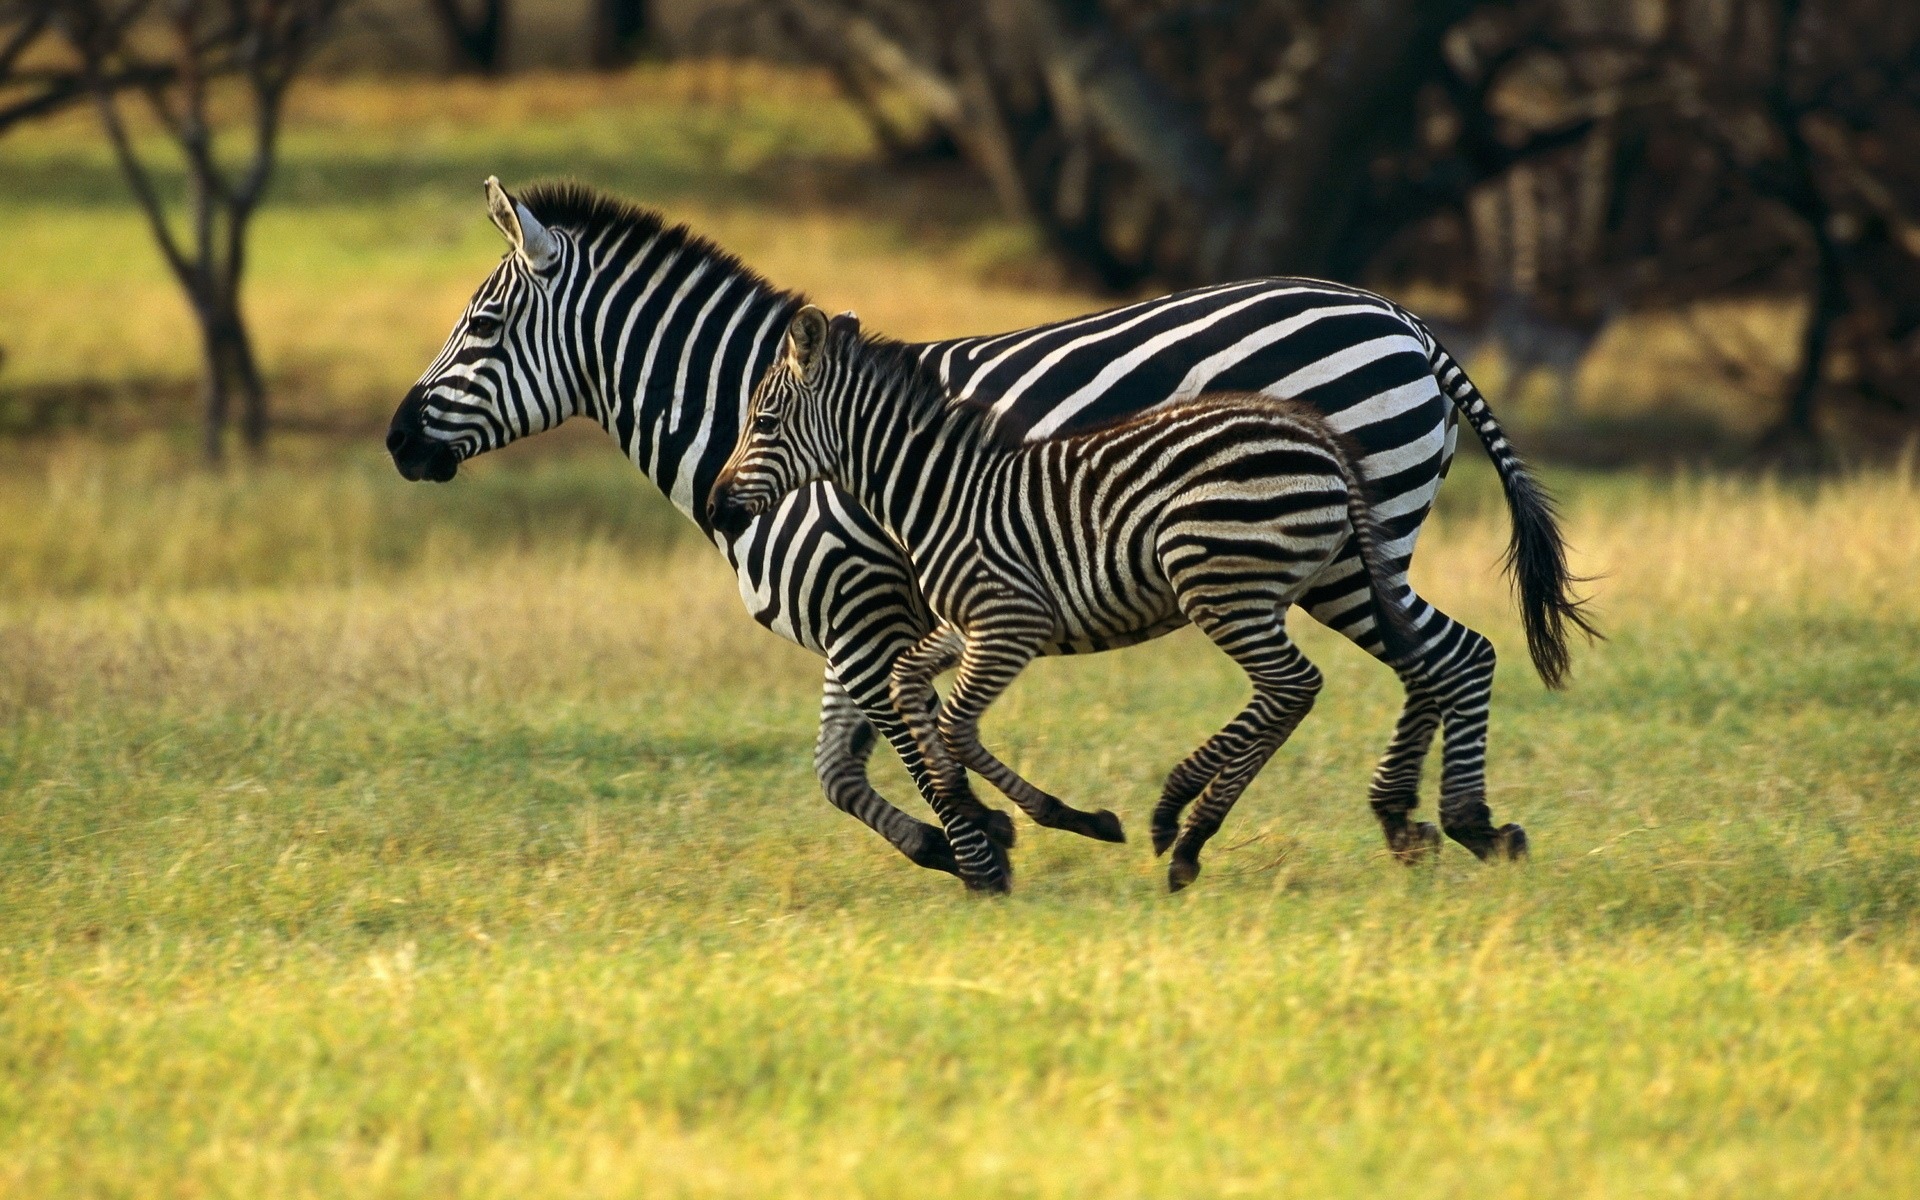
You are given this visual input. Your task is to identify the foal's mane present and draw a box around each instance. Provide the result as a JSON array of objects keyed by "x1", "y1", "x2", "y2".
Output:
[{"x1": 824, "y1": 321, "x2": 1017, "y2": 449}]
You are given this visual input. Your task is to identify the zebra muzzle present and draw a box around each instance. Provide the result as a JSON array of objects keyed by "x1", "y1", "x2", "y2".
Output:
[
  {"x1": 706, "y1": 481, "x2": 757, "y2": 540},
  {"x1": 387, "y1": 387, "x2": 461, "y2": 483}
]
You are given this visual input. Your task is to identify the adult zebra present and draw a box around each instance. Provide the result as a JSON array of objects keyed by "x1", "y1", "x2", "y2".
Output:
[{"x1": 386, "y1": 178, "x2": 1592, "y2": 885}]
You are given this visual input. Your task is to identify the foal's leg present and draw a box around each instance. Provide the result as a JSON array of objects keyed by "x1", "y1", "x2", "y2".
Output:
[
  {"x1": 814, "y1": 670, "x2": 958, "y2": 874},
  {"x1": 1156, "y1": 599, "x2": 1323, "y2": 892},
  {"x1": 889, "y1": 625, "x2": 1014, "y2": 893},
  {"x1": 935, "y1": 610, "x2": 1127, "y2": 845},
  {"x1": 880, "y1": 630, "x2": 1016, "y2": 849}
]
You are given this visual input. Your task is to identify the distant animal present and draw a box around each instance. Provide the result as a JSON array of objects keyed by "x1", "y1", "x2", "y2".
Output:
[
  {"x1": 388, "y1": 177, "x2": 1594, "y2": 891},
  {"x1": 1427, "y1": 294, "x2": 1617, "y2": 422},
  {"x1": 710, "y1": 308, "x2": 1558, "y2": 891},
  {"x1": 1442, "y1": 151, "x2": 1625, "y2": 421}
]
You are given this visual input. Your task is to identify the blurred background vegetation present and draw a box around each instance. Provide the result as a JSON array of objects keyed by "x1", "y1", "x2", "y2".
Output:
[{"x1": 1, "y1": 0, "x2": 1917, "y2": 472}]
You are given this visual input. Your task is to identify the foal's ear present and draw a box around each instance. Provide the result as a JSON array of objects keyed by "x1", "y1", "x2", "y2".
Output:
[{"x1": 786, "y1": 305, "x2": 830, "y2": 375}]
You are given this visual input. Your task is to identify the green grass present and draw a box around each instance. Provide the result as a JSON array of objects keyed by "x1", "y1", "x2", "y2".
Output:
[
  {"x1": 3, "y1": 445, "x2": 1919, "y2": 1196},
  {"x1": 5, "y1": 64, "x2": 1920, "y2": 1197}
]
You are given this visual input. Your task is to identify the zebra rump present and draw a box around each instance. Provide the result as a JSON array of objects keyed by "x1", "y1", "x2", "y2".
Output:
[{"x1": 1049, "y1": 391, "x2": 1424, "y2": 669}]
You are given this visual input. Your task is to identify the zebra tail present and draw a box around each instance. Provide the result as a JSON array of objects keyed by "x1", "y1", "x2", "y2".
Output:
[
  {"x1": 1321, "y1": 433, "x2": 1421, "y2": 667},
  {"x1": 1427, "y1": 341, "x2": 1601, "y2": 689}
]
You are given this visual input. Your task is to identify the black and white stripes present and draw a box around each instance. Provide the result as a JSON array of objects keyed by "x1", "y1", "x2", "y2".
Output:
[{"x1": 388, "y1": 178, "x2": 1591, "y2": 885}]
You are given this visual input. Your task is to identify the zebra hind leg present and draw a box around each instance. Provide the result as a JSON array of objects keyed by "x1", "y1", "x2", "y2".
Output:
[
  {"x1": 1366, "y1": 681, "x2": 1446, "y2": 866},
  {"x1": 815, "y1": 670, "x2": 958, "y2": 875},
  {"x1": 1397, "y1": 602, "x2": 1528, "y2": 856},
  {"x1": 1151, "y1": 722, "x2": 1241, "y2": 856},
  {"x1": 1298, "y1": 548, "x2": 1441, "y2": 864},
  {"x1": 1162, "y1": 603, "x2": 1323, "y2": 893},
  {"x1": 1301, "y1": 556, "x2": 1525, "y2": 864},
  {"x1": 1420, "y1": 620, "x2": 1528, "y2": 862}
]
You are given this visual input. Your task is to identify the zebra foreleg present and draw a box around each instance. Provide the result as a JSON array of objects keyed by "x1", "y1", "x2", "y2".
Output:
[
  {"x1": 857, "y1": 634, "x2": 1017, "y2": 851},
  {"x1": 815, "y1": 670, "x2": 959, "y2": 875},
  {"x1": 889, "y1": 625, "x2": 1015, "y2": 893},
  {"x1": 936, "y1": 615, "x2": 1127, "y2": 845}
]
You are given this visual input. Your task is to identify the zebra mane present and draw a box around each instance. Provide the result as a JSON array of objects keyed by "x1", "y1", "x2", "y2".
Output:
[
  {"x1": 515, "y1": 180, "x2": 792, "y2": 303},
  {"x1": 825, "y1": 322, "x2": 1016, "y2": 450}
]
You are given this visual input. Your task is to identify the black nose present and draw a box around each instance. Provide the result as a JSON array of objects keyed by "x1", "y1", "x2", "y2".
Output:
[
  {"x1": 387, "y1": 387, "x2": 459, "y2": 482},
  {"x1": 707, "y1": 486, "x2": 755, "y2": 540}
]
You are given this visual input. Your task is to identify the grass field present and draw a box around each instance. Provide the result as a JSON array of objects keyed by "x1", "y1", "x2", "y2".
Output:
[{"x1": 5, "y1": 67, "x2": 1920, "y2": 1198}]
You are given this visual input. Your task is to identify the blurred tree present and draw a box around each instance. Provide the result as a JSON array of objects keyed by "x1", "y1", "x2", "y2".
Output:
[
  {"x1": 591, "y1": 0, "x2": 648, "y2": 68},
  {"x1": 766, "y1": 0, "x2": 1920, "y2": 454},
  {"x1": 761, "y1": 1, "x2": 1592, "y2": 286},
  {"x1": 47, "y1": 0, "x2": 345, "y2": 462},
  {"x1": 427, "y1": 0, "x2": 505, "y2": 73},
  {"x1": 1455, "y1": 0, "x2": 1920, "y2": 453},
  {"x1": 1, "y1": 0, "x2": 162, "y2": 130},
  {"x1": 1639, "y1": 0, "x2": 1920, "y2": 453}
]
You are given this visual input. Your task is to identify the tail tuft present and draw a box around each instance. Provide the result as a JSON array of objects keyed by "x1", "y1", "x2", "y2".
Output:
[
  {"x1": 1502, "y1": 467, "x2": 1602, "y2": 689},
  {"x1": 1422, "y1": 329, "x2": 1601, "y2": 687}
]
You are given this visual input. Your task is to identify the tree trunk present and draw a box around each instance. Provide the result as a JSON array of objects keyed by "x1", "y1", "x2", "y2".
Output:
[
  {"x1": 197, "y1": 309, "x2": 231, "y2": 465},
  {"x1": 427, "y1": 0, "x2": 508, "y2": 74},
  {"x1": 591, "y1": 0, "x2": 649, "y2": 70},
  {"x1": 193, "y1": 295, "x2": 268, "y2": 464},
  {"x1": 1762, "y1": 224, "x2": 1845, "y2": 464},
  {"x1": 232, "y1": 314, "x2": 269, "y2": 455},
  {"x1": 999, "y1": 0, "x2": 1466, "y2": 283},
  {"x1": 1236, "y1": 0, "x2": 1472, "y2": 279}
]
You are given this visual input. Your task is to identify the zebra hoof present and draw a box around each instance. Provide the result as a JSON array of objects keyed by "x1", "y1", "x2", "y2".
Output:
[
  {"x1": 1086, "y1": 809, "x2": 1127, "y2": 844},
  {"x1": 1496, "y1": 823, "x2": 1529, "y2": 862},
  {"x1": 905, "y1": 825, "x2": 960, "y2": 876},
  {"x1": 959, "y1": 838, "x2": 1015, "y2": 895},
  {"x1": 1167, "y1": 856, "x2": 1201, "y2": 893},
  {"x1": 964, "y1": 871, "x2": 1012, "y2": 896},
  {"x1": 982, "y1": 808, "x2": 1018, "y2": 849},
  {"x1": 1389, "y1": 821, "x2": 1442, "y2": 866},
  {"x1": 1150, "y1": 818, "x2": 1179, "y2": 857}
]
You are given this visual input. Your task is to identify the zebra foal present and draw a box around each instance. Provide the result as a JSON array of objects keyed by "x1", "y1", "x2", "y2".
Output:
[{"x1": 709, "y1": 307, "x2": 1445, "y2": 893}]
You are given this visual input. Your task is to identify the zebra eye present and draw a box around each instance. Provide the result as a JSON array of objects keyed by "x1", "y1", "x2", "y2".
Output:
[
  {"x1": 752, "y1": 411, "x2": 779, "y2": 434},
  {"x1": 468, "y1": 314, "x2": 503, "y2": 340}
]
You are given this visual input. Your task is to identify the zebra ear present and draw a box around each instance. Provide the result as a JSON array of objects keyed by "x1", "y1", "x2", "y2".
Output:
[
  {"x1": 786, "y1": 306, "x2": 831, "y2": 375},
  {"x1": 485, "y1": 176, "x2": 560, "y2": 271},
  {"x1": 514, "y1": 203, "x2": 560, "y2": 271},
  {"x1": 485, "y1": 176, "x2": 523, "y2": 250},
  {"x1": 828, "y1": 310, "x2": 861, "y2": 338}
]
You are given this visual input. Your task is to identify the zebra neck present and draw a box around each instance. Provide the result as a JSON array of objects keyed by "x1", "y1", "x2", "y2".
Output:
[
  {"x1": 581, "y1": 231, "x2": 800, "y2": 527},
  {"x1": 839, "y1": 372, "x2": 1006, "y2": 548}
]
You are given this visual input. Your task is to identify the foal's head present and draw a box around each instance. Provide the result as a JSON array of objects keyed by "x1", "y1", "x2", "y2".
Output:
[{"x1": 707, "y1": 305, "x2": 849, "y2": 538}]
